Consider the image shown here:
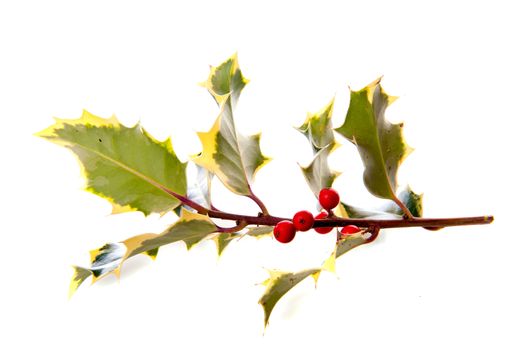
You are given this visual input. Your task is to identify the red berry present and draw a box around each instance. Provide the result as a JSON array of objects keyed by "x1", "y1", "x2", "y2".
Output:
[
  {"x1": 273, "y1": 220, "x2": 296, "y2": 243},
  {"x1": 314, "y1": 211, "x2": 333, "y2": 234},
  {"x1": 293, "y1": 210, "x2": 314, "y2": 231},
  {"x1": 319, "y1": 188, "x2": 340, "y2": 210},
  {"x1": 341, "y1": 225, "x2": 361, "y2": 235}
]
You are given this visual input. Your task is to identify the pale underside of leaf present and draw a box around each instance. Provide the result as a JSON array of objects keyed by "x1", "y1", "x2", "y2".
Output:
[
  {"x1": 185, "y1": 163, "x2": 213, "y2": 211},
  {"x1": 193, "y1": 55, "x2": 269, "y2": 197},
  {"x1": 297, "y1": 98, "x2": 336, "y2": 152},
  {"x1": 335, "y1": 78, "x2": 412, "y2": 201},
  {"x1": 36, "y1": 110, "x2": 187, "y2": 216},
  {"x1": 301, "y1": 144, "x2": 340, "y2": 197},
  {"x1": 245, "y1": 226, "x2": 274, "y2": 238},
  {"x1": 68, "y1": 210, "x2": 217, "y2": 296},
  {"x1": 259, "y1": 268, "x2": 321, "y2": 328},
  {"x1": 342, "y1": 186, "x2": 423, "y2": 219}
]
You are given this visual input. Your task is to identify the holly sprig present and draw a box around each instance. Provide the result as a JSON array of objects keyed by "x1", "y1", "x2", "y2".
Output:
[{"x1": 37, "y1": 54, "x2": 493, "y2": 328}]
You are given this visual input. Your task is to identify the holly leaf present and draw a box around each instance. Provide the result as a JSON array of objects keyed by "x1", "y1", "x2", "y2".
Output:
[
  {"x1": 68, "y1": 210, "x2": 217, "y2": 296},
  {"x1": 297, "y1": 99, "x2": 340, "y2": 197},
  {"x1": 341, "y1": 186, "x2": 423, "y2": 219},
  {"x1": 259, "y1": 268, "x2": 320, "y2": 328},
  {"x1": 193, "y1": 54, "x2": 270, "y2": 196},
  {"x1": 335, "y1": 78, "x2": 412, "y2": 202},
  {"x1": 36, "y1": 110, "x2": 186, "y2": 215}
]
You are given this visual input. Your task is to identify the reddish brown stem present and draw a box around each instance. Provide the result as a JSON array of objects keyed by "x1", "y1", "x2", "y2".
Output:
[
  {"x1": 247, "y1": 192, "x2": 269, "y2": 216},
  {"x1": 205, "y1": 210, "x2": 493, "y2": 229},
  {"x1": 216, "y1": 220, "x2": 248, "y2": 233},
  {"x1": 167, "y1": 189, "x2": 493, "y2": 231}
]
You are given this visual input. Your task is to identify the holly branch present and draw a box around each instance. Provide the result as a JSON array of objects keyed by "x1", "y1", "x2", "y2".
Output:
[
  {"x1": 36, "y1": 53, "x2": 493, "y2": 328},
  {"x1": 172, "y1": 189, "x2": 493, "y2": 230}
]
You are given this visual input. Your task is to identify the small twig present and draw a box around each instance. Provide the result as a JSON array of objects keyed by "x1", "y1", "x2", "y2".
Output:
[{"x1": 247, "y1": 192, "x2": 269, "y2": 216}]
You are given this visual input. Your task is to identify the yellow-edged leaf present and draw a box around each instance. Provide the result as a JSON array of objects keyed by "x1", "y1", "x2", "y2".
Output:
[
  {"x1": 259, "y1": 268, "x2": 321, "y2": 328},
  {"x1": 68, "y1": 210, "x2": 217, "y2": 296},
  {"x1": 297, "y1": 99, "x2": 340, "y2": 197},
  {"x1": 36, "y1": 110, "x2": 187, "y2": 215},
  {"x1": 193, "y1": 54, "x2": 270, "y2": 196},
  {"x1": 335, "y1": 78, "x2": 412, "y2": 201}
]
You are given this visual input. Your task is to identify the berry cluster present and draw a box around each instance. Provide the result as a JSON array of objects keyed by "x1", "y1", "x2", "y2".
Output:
[{"x1": 273, "y1": 188, "x2": 361, "y2": 243}]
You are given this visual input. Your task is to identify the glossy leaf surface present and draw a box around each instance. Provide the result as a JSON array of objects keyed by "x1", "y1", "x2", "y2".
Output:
[{"x1": 335, "y1": 79, "x2": 412, "y2": 201}]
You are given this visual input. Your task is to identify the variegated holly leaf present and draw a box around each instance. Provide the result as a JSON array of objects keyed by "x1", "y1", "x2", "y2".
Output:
[
  {"x1": 193, "y1": 54, "x2": 270, "y2": 196},
  {"x1": 259, "y1": 268, "x2": 321, "y2": 328},
  {"x1": 202, "y1": 52, "x2": 248, "y2": 107},
  {"x1": 68, "y1": 210, "x2": 217, "y2": 296},
  {"x1": 335, "y1": 78, "x2": 412, "y2": 203},
  {"x1": 297, "y1": 99, "x2": 340, "y2": 197},
  {"x1": 36, "y1": 110, "x2": 186, "y2": 215}
]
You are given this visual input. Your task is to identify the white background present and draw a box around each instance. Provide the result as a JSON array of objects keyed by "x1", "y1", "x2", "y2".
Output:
[{"x1": 1, "y1": 0, "x2": 524, "y2": 349}]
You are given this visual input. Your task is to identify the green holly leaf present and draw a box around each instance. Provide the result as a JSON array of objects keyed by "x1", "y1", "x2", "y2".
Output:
[
  {"x1": 68, "y1": 210, "x2": 217, "y2": 296},
  {"x1": 36, "y1": 110, "x2": 187, "y2": 215},
  {"x1": 193, "y1": 54, "x2": 270, "y2": 196},
  {"x1": 335, "y1": 78, "x2": 412, "y2": 202},
  {"x1": 297, "y1": 99, "x2": 340, "y2": 197},
  {"x1": 259, "y1": 268, "x2": 321, "y2": 328}
]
